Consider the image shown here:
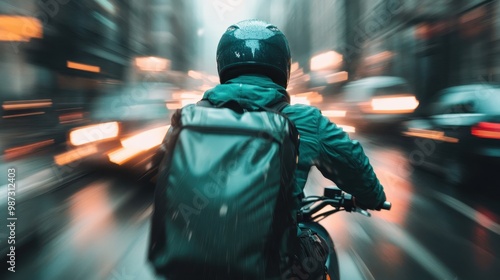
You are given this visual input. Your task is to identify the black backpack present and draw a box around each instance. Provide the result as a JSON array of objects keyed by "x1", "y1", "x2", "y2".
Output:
[{"x1": 149, "y1": 99, "x2": 299, "y2": 279}]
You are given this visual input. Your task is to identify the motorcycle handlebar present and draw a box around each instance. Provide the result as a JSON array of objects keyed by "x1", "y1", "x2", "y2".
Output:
[
  {"x1": 299, "y1": 187, "x2": 391, "y2": 221},
  {"x1": 323, "y1": 186, "x2": 391, "y2": 211},
  {"x1": 380, "y1": 201, "x2": 392, "y2": 211}
]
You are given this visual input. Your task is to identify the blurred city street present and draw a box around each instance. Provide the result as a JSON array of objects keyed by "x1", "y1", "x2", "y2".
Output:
[
  {"x1": 1, "y1": 133, "x2": 499, "y2": 280},
  {"x1": 2, "y1": 0, "x2": 500, "y2": 279}
]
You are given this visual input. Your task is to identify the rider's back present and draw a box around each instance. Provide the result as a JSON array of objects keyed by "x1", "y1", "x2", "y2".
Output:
[{"x1": 202, "y1": 74, "x2": 386, "y2": 209}]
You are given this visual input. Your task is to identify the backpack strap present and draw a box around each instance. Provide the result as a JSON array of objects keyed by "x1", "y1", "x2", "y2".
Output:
[
  {"x1": 196, "y1": 99, "x2": 213, "y2": 107},
  {"x1": 269, "y1": 101, "x2": 289, "y2": 113},
  {"x1": 197, "y1": 98, "x2": 289, "y2": 113},
  {"x1": 197, "y1": 99, "x2": 246, "y2": 114}
]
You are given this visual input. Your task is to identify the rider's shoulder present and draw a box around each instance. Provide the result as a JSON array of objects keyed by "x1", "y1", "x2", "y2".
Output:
[{"x1": 282, "y1": 103, "x2": 322, "y2": 116}]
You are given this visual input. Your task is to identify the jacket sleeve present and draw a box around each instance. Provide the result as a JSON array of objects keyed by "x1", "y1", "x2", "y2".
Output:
[{"x1": 315, "y1": 112, "x2": 386, "y2": 209}]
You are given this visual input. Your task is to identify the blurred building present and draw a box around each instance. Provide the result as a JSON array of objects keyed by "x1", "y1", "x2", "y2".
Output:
[
  {"x1": 261, "y1": 0, "x2": 365, "y2": 96},
  {"x1": 1, "y1": 0, "x2": 196, "y2": 92},
  {"x1": 262, "y1": 0, "x2": 500, "y2": 105},
  {"x1": 0, "y1": 0, "x2": 196, "y2": 157},
  {"x1": 147, "y1": 0, "x2": 197, "y2": 72},
  {"x1": 354, "y1": 0, "x2": 500, "y2": 105},
  {"x1": 281, "y1": 1, "x2": 312, "y2": 74}
]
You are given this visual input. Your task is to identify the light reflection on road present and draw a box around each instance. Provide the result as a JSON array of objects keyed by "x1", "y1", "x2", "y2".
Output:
[{"x1": 1, "y1": 134, "x2": 499, "y2": 280}]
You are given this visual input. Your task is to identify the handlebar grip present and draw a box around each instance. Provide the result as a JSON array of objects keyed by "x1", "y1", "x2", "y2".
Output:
[{"x1": 380, "y1": 201, "x2": 391, "y2": 210}]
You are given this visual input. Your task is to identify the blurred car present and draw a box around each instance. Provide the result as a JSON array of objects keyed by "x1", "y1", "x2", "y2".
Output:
[
  {"x1": 402, "y1": 84, "x2": 500, "y2": 186},
  {"x1": 53, "y1": 82, "x2": 175, "y2": 179},
  {"x1": 331, "y1": 76, "x2": 419, "y2": 132}
]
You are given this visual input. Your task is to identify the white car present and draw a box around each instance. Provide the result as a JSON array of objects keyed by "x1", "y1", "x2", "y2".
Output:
[
  {"x1": 53, "y1": 83, "x2": 174, "y2": 179},
  {"x1": 332, "y1": 76, "x2": 419, "y2": 132}
]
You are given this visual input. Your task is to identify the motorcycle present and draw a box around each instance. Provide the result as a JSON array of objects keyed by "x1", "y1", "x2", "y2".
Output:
[{"x1": 297, "y1": 186, "x2": 392, "y2": 280}]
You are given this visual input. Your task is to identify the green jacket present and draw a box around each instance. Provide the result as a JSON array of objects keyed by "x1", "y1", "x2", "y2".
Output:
[{"x1": 202, "y1": 74, "x2": 386, "y2": 209}]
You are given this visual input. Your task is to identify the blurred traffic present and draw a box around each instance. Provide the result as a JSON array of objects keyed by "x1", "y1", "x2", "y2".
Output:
[
  {"x1": 402, "y1": 84, "x2": 500, "y2": 186},
  {"x1": 327, "y1": 76, "x2": 419, "y2": 132},
  {"x1": 1, "y1": 0, "x2": 500, "y2": 279}
]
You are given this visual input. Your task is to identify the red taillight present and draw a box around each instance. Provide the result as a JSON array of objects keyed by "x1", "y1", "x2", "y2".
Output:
[{"x1": 471, "y1": 122, "x2": 500, "y2": 139}]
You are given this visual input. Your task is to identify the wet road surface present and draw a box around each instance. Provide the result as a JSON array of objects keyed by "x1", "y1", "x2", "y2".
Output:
[{"x1": 1, "y1": 133, "x2": 499, "y2": 280}]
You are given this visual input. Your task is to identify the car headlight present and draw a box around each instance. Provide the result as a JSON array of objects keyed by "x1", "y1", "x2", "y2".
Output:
[
  {"x1": 370, "y1": 95, "x2": 419, "y2": 113},
  {"x1": 69, "y1": 122, "x2": 120, "y2": 146}
]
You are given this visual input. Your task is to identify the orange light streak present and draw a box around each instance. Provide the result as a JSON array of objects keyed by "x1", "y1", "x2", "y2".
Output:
[
  {"x1": 108, "y1": 125, "x2": 170, "y2": 165},
  {"x1": 54, "y1": 145, "x2": 98, "y2": 166},
  {"x1": 3, "y1": 99, "x2": 52, "y2": 110},
  {"x1": 402, "y1": 129, "x2": 459, "y2": 143},
  {"x1": 0, "y1": 16, "x2": 42, "y2": 41},
  {"x1": 3, "y1": 112, "x2": 45, "y2": 118},
  {"x1": 67, "y1": 61, "x2": 101, "y2": 73},
  {"x1": 4, "y1": 139, "x2": 54, "y2": 160}
]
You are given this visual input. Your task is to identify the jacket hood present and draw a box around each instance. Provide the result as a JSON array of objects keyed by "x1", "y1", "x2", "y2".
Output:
[{"x1": 202, "y1": 74, "x2": 290, "y2": 110}]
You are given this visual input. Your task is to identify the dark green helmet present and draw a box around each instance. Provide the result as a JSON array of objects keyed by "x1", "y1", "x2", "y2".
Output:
[{"x1": 216, "y1": 19, "x2": 291, "y2": 88}]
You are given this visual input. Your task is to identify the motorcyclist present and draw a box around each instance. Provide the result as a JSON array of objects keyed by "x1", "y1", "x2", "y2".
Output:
[
  {"x1": 149, "y1": 19, "x2": 387, "y2": 279},
  {"x1": 209, "y1": 19, "x2": 386, "y2": 210}
]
